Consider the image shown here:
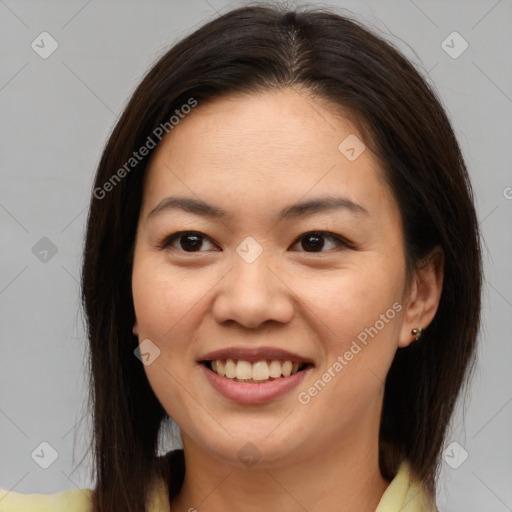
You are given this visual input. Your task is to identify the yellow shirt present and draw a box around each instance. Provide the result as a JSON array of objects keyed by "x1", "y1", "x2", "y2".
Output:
[{"x1": 0, "y1": 459, "x2": 436, "y2": 511}]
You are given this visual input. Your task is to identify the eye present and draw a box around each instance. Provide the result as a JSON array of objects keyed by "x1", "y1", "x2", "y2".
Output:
[
  {"x1": 289, "y1": 231, "x2": 350, "y2": 253},
  {"x1": 158, "y1": 231, "x2": 218, "y2": 252},
  {"x1": 158, "y1": 230, "x2": 352, "y2": 254}
]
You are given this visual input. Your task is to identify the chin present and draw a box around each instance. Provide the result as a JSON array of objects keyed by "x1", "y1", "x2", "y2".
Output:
[{"x1": 183, "y1": 417, "x2": 310, "y2": 470}]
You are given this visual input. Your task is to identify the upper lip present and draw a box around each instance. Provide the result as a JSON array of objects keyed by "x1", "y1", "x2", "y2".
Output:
[{"x1": 199, "y1": 346, "x2": 314, "y2": 365}]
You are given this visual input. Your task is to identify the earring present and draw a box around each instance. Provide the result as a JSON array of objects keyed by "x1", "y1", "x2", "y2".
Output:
[{"x1": 411, "y1": 327, "x2": 423, "y2": 340}]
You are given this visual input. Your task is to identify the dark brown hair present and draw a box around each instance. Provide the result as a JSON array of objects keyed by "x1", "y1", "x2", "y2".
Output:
[{"x1": 81, "y1": 3, "x2": 482, "y2": 510}]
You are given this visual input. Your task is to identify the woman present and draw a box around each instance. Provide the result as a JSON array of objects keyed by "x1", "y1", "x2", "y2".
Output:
[{"x1": 0, "y1": 3, "x2": 481, "y2": 511}]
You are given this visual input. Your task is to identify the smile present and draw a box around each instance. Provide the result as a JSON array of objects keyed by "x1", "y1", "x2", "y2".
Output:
[{"x1": 205, "y1": 359, "x2": 310, "y2": 383}]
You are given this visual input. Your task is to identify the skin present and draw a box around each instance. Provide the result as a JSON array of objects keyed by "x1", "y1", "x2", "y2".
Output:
[{"x1": 131, "y1": 88, "x2": 444, "y2": 512}]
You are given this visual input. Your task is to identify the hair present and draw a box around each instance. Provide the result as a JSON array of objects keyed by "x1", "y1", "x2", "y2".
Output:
[{"x1": 80, "y1": 3, "x2": 482, "y2": 511}]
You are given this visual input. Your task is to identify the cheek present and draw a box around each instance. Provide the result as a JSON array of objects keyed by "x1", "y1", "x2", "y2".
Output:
[
  {"x1": 132, "y1": 257, "x2": 203, "y2": 339},
  {"x1": 131, "y1": 257, "x2": 205, "y2": 423},
  {"x1": 294, "y1": 263, "x2": 404, "y2": 343},
  {"x1": 296, "y1": 301, "x2": 402, "y2": 438},
  {"x1": 132, "y1": 269, "x2": 173, "y2": 338}
]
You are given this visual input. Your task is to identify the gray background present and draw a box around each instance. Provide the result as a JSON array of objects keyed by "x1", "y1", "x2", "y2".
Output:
[{"x1": 1, "y1": 0, "x2": 511, "y2": 510}]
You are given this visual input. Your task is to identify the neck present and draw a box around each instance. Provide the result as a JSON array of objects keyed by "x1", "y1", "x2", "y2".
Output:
[{"x1": 169, "y1": 416, "x2": 390, "y2": 512}]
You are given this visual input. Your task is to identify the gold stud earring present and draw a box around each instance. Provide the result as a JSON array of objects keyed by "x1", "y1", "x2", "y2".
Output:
[{"x1": 411, "y1": 327, "x2": 423, "y2": 340}]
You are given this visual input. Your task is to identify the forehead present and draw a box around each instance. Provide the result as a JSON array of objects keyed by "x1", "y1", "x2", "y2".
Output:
[
  {"x1": 141, "y1": 89, "x2": 397, "y2": 220},
  {"x1": 153, "y1": 89, "x2": 363, "y2": 166}
]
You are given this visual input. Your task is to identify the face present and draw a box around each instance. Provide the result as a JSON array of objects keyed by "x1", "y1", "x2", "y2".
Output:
[{"x1": 131, "y1": 88, "x2": 413, "y2": 468}]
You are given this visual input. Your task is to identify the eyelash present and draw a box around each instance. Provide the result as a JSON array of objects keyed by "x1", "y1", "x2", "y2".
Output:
[{"x1": 157, "y1": 230, "x2": 355, "y2": 253}]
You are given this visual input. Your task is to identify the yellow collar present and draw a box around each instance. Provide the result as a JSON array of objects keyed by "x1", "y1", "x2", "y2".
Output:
[
  {"x1": 147, "y1": 458, "x2": 436, "y2": 512},
  {"x1": 376, "y1": 459, "x2": 437, "y2": 511}
]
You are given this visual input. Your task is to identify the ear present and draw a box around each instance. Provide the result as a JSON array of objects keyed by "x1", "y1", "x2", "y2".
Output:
[
  {"x1": 132, "y1": 321, "x2": 139, "y2": 337},
  {"x1": 398, "y1": 246, "x2": 444, "y2": 348}
]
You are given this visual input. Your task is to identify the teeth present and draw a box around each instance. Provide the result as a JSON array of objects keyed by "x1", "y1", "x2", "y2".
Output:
[
  {"x1": 225, "y1": 359, "x2": 236, "y2": 379},
  {"x1": 236, "y1": 360, "x2": 252, "y2": 380},
  {"x1": 269, "y1": 360, "x2": 282, "y2": 378},
  {"x1": 282, "y1": 361, "x2": 293, "y2": 377},
  {"x1": 209, "y1": 359, "x2": 304, "y2": 382},
  {"x1": 217, "y1": 360, "x2": 225, "y2": 377},
  {"x1": 252, "y1": 360, "x2": 270, "y2": 381}
]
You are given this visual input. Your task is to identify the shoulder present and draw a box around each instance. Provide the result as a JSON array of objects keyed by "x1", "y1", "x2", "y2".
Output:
[
  {"x1": 0, "y1": 487, "x2": 93, "y2": 512},
  {"x1": 375, "y1": 460, "x2": 438, "y2": 512}
]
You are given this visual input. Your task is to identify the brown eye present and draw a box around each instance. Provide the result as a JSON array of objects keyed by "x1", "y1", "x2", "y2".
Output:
[
  {"x1": 159, "y1": 231, "x2": 218, "y2": 252},
  {"x1": 290, "y1": 231, "x2": 348, "y2": 253},
  {"x1": 178, "y1": 233, "x2": 203, "y2": 251}
]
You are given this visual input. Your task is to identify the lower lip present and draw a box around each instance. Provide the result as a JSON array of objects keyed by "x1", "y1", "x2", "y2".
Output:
[{"x1": 200, "y1": 364, "x2": 311, "y2": 404}]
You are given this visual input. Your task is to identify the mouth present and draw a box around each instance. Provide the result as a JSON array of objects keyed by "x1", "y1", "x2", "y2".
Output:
[
  {"x1": 197, "y1": 347, "x2": 314, "y2": 403},
  {"x1": 201, "y1": 359, "x2": 313, "y2": 384}
]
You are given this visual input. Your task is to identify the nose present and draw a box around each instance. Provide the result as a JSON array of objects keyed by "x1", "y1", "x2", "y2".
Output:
[{"x1": 211, "y1": 256, "x2": 295, "y2": 329}]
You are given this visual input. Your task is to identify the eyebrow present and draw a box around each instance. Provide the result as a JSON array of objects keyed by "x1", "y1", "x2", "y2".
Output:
[{"x1": 147, "y1": 195, "x2": 369, "y2": 221}]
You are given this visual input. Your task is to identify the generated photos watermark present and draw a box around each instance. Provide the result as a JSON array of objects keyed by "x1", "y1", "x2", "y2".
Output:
[
  {"x1": 297, "y1": 301, "x2": 403, "y2": 404},
  {"x1": 93, "y1": 97, "x2": 198, "y2": 200}
]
